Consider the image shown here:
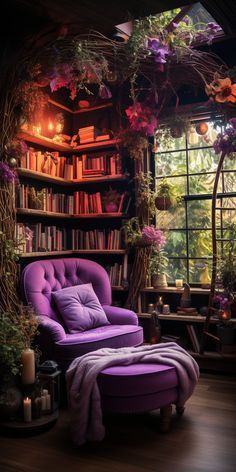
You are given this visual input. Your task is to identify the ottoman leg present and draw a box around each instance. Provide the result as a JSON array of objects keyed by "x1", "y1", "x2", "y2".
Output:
[
  {"x1": 160, "y1": 404, "x2": 172, "y2": 433},
  {"x1": 176, "y1": 405, "x2": 185, "y2": 416}
]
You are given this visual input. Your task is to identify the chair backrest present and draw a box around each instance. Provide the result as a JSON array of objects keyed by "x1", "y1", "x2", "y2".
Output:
[{"x1": 21, "y1": 258, "x2": 112, "y2": 321}]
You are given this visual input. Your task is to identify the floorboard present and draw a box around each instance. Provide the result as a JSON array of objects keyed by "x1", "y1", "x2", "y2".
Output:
[{"x1": 0, "y1": 372, "x2": 236, "y2": 472}]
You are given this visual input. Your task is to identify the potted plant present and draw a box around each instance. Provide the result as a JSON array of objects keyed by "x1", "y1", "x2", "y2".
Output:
[
  {"x1": 0, "y1": 306, "x2": 38, "y2": 420},
  {"x1": 155, "y1": 179, "x2": 182, "y2": 211},
  {"x1": 149, "y1": 247, "x2": 169, "y2": 288},
  {"x1": 102, "y1": 188, "x2": 121, "y2": 213}
]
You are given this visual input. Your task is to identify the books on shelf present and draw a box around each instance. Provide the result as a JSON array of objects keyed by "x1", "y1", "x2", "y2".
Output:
[
  {"x1": 77, "y1": 126, "x2": 111, "y2": 144},
  {"x1": 106, "y1": 262, "x2": 124, "y2": 287},
  {"x1": 20, "y1": 146, "x2": 122, "y2": 180},
  {"x1": 15, "y1": 223, "x2": 67, "y2": 253},
  {"x1": 186, "y1": 324, "x2": 200, "y2": 353},
  {"x1": 72, "y1": 229, "x2": 122, "y2": 250},
  {"x1": 177, "y1": 307, "x2": 199, "y2": 316},
  {"x1": 17, "y1": 185, "x2": 130, "y2": 216}
]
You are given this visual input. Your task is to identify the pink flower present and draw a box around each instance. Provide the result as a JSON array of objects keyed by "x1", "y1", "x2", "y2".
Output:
[
  {"x1": 125, "y1": 102, "x2": 158, "y2": 136},
  {"x1": 99, "y1": 84, "x2": 112, "y2": 99},
  {"x1": 141, "y1": 225, "x2": 166, "y2": 248}
]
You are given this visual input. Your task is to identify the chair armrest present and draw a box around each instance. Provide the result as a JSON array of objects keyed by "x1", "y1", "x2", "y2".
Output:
[
  {"x1": 38, "y1": 315, "x2": 66, "y2": 342},
  {"x1": 102, "y1": 305, "x2": 138, "y2": 326}
]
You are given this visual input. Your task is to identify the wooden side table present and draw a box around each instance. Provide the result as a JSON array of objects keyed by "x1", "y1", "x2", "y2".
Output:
[{"x1": 0, "y1": 410, "x2": 58, "y2": 436}]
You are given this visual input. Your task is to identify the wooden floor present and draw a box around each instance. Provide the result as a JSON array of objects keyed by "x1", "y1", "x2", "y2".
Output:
[{"x1": 0, "y1": 372, "x2": 236, "y2": 472}]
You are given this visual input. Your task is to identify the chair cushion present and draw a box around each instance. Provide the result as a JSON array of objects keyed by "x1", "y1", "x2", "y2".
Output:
[{"x1": 52, "y1": 283, "x2": 110, "y2": 333}]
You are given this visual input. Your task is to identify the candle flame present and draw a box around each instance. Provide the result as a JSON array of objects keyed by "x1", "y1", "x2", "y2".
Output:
[{"x1": 48, "y1": 121, "x2": 54, "y2": 131}]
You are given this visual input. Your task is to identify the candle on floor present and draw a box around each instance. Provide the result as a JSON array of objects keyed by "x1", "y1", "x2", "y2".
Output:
[
  {"x1": 21, "y1": 348, "x2": 35, "y2": 385},
  {"x1": 23, "y1": 397, "x2": 32, "y2": 423},
  {"x1": 175, "y1": 279, "x2": 183, "y2": 288}
]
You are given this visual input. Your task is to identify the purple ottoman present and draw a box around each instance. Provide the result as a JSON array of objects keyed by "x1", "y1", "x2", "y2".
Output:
[{"x1": 98, "y1": 362, "x2": 183, "y2": 432}]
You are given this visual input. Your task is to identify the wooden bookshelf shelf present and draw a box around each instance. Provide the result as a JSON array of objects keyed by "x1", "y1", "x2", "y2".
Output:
[
  {"x1": 73, "y1": 249, "x2": 126, "y2": 254},
  {"x1": 48, "y1": 98, "x2": 113, "y2": 114},
  {"x1": 19, "y1": 250, "x2": 74, "y2": 258},
  {"x1": 74, "y1": 138, "x2": 119, "y2": 152},
  {"x1": 73, "y1": 103, "x2": 113, "y2": 114},
  {"x1": 19, "y1": 249, "x2": 126, "y2": 258},
  {"x1": 73, "y1": 213, "x2": 128, "y2": 219},
  {"x1": 17, "y1": 209, "x2": 128, "y2": 219},
  {"x1": 17, "y1": 168, "x2": 128, "y2": 185},
  {"x1": 17, "y1": 208, "x2": 72, "y2": 218},
  {"x1": 111, "y1": 286, "x2": 128, "y2": 291},
  {"x1": 142, "y1": 286, "x2": 210, "y2": 295},
  {"x1": 18, "y1": 131, "x2": 72, "y2": 152},
  {"x1": 138, "y1": 312, "x2": 236, "y2": 323}
]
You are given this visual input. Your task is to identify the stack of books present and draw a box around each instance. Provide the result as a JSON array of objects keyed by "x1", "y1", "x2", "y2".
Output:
[
  {"x1": 78, "y1": 126, "x2": 98, "y2": 144},
  {"x1": 72, "y1": 228, "x2": 122, "y2": 250},
  {"x1": 177, "y1": 307, "x2": 199, "y2": 316},
  {"x1": 15, "y1": 223, "x2": 67, "y2": 253}
]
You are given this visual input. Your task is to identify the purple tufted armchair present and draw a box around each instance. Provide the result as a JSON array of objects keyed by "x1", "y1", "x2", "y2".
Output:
[{"x1": 21, "y1": 258, "x2": 143, "y2": 372}]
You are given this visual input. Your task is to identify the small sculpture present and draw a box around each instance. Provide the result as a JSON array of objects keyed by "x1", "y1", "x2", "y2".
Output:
[{"x1": 180, "y1": 283, "x2": 191, "y2": 308}]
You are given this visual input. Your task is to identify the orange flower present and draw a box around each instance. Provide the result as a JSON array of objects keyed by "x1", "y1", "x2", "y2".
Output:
[{"x1": 205, "y1": 74, "x2": 236, "y2": 103}]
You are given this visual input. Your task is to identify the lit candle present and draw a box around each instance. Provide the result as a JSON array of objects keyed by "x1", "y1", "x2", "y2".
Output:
[
  {"x1": 23, "y1": 397, "x2": 32, "y2": 423},
  {"x1": 175, "y1": 279, "x2": 183, "y2": 288},
  {"x1": 46, "y1": 394, "x2": 51, "y2": 411},
  {"x1": 48, "y1": 121, "x2": 54, "y2": 131},
  {"x1": 21, "y1": 348, "x2": 35, "y2": 385}
]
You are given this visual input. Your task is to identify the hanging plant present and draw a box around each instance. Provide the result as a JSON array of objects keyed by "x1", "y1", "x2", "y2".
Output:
[{"x1": 118, "y1": 129, "x2": 148, "y2": 160}]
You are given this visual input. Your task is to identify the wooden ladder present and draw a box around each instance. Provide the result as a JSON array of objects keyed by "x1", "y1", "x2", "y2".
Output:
[{"x1": 200, "y1": 151, "x2": 235, "y2": 354}]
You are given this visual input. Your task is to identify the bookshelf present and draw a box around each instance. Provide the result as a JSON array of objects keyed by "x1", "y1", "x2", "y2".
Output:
[
  {"x1": 16, "y1": 101, "x2": 132, "y2": 295},
  {"x1": 17, "y1": 168, "x2": 128, "y2": 185}
]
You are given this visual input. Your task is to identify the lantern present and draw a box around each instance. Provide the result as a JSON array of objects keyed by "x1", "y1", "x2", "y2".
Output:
[{"x1": 37, "y1": 361, "x2": 61, "y2": 413}]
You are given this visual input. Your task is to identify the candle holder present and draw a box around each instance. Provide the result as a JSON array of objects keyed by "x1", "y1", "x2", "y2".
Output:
[{"x1": 37, "y1": 361, "x2": 61, "y2": 413}]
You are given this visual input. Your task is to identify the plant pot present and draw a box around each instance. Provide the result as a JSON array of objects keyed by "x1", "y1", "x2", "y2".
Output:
[
  {"x1": 104, "y1": 202, "x2": 118, "y2": 213},
  {"x1": 170, "y1": 126, "x2": 183, "y2": 139},
  {"x1": 152, "y1": 274, "x2": 168, "y2": 288},
  {"x1": 0, "y1": 378, "x2": 23, "y2": 420},
  {"x1": 155, "y1": 196, "x2": 172, "y2": 211}
]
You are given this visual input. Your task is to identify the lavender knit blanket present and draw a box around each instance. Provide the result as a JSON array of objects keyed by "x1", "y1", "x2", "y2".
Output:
[{"x1": 66, "y1": 342, "x2": 199, "y2": 445}]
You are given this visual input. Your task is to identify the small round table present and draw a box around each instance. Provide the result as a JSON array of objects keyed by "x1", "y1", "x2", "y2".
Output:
[{"x1": 0, "y1": 410, "x2": 58, "y2": 436}]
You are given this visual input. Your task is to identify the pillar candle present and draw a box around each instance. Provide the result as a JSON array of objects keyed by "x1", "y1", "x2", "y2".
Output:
[
  {"x1": 21, "y1": 348, "x2": 35, "y2": 385},
  {"x1": 175, "y1": 279, "x2": 183, "y2": 288},
  {"x1": 23, "y1": 397, "x2": 32, "y2": 423},
  {"x1": 46, "y1": 394, "x2": 51, "y2": 411},
  {"x1": 41, "y1": 395, "x2": 47, "y2": 411}
]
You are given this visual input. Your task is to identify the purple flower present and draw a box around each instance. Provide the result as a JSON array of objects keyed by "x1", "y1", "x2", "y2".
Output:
[
  {"x1": 207, "y1": 22, "x2": 222, "y2": 33},
  {"x1": 146, "y1": 39, "x2": 170, "y2": 64},
  {"x1": 98, "y1": 84, "x2": 112, "y2": 99},
  {"x1": 0, "y1": 162, "x2": 18, "y2": 183},
  {"x1": 229, "y1": 118, "x2": 236, "y2": 129},
  {"x1": 213, "y1": 122, "x2": 236, "y2": 155},
  {"x1": 141, "y1": 225, "x2": 166, "y2": 248}
]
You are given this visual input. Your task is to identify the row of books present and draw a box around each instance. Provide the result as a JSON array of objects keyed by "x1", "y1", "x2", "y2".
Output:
[
  {"x1": 15, "y1": 223, "x2": 124, "y2": 253},
  {"x1": 81, "y1": 153, "x2": 122, "y2": 177},
  {"x1": 20, "y1": 148, "x2": 122, "y2": 179},
  {"x1": 20, "y1": 149, "x2": 82, "y2": 180},
  {"x1": 186, "y1": 325, "x2": 200, "y2": 353},
  {"x1": 77, "y1": 126, "x2": 110, "y2": 144},
  {"x1": 17, "y1": 186, "x2": 131, "y2": 215},
  {"x1": 16, "y1": 223, "x2": 67, "y2": 253},
  {"x1": 72, "y1": 229, "x2": 122, "y2": 250},
  {"x1": 106, "y1": 262, "x2": 125, "y2": 287}
]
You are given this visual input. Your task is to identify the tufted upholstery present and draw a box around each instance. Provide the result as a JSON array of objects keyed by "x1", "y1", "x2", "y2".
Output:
[{"x1": 21, "y1": 258, "x2": 143, "y2": 371}]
